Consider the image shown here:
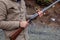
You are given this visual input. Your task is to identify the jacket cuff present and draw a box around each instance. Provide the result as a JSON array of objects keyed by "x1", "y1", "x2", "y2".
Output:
[{"x1": 13, "y1": 21, "x2": 20, "y2": 29}]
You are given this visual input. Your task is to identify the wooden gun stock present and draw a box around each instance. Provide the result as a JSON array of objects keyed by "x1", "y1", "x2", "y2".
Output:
[
  {"x1": 10, "y1": 28, "x2": 24, "y2": 40},
  {"x1": 10, "y1": 0, "x2": 60, "y2": 40}
]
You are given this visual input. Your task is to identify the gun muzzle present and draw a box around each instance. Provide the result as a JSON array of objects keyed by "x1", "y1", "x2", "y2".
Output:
[{"x1": 28, "y1": 0, "x2": 60, "y2": 22}]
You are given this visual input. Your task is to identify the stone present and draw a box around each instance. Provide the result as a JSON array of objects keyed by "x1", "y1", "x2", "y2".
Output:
[
  {"x1": 27, "y1": 22, "x2": 60, "y2": 40},
  {"x1": 0, "y1": 29, "x2": 6, "y2": 40}
]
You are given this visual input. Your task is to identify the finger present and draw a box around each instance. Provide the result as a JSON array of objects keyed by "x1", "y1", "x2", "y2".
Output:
[
  {"x1": 39, "y1": 14, "x2": 43, "y2": 17},
  {"x1": 38, "y1": 11, "x2": 43, "y2": 15},
  {"x1": 25, "y1": 23, "x2": 29, "y2": 28}
]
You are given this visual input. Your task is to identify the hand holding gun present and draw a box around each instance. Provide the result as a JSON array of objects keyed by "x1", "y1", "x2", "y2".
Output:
[{"x1": 10, "y1": 0, "x2": 60, "y2": 40}]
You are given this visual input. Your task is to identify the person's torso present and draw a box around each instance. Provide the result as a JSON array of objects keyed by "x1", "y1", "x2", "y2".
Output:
[
  {"x1": 0, "y1": 0, "x2": 27, "y2": 40},
  {"x1": 0, "y1": 0, "x2": 25, "y2": 21}
]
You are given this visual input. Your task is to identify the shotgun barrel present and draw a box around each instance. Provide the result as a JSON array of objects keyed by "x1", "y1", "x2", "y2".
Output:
[
  {"x1": 10, "y1": 0, "x2": 60, "y2": 40},
  {"x1": 28, "y1": 0, "x2": 60, "y2": 22}
]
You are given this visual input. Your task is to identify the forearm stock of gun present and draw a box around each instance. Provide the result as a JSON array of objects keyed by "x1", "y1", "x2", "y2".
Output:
[{"x1": 28, "y1": 0, "x2": 60, "y2": 22}]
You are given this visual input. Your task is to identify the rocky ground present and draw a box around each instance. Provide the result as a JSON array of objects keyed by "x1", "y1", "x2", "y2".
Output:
[{"x1": 28, "y1": 22, "x2": 60, "y2": 40}]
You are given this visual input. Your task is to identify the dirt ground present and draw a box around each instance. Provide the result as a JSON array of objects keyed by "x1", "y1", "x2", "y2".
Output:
[
  {"x1": 25, "y1": 1, "x2": 60, "y2": 40},
  {"x1": 25, "y1": 1, "x2": 60, "y2": 27}
]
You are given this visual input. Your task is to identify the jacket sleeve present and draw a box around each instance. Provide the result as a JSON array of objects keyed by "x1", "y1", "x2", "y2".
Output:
[{"x1": 0, "y1": 2, "x2": 20, "y2": 30}]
